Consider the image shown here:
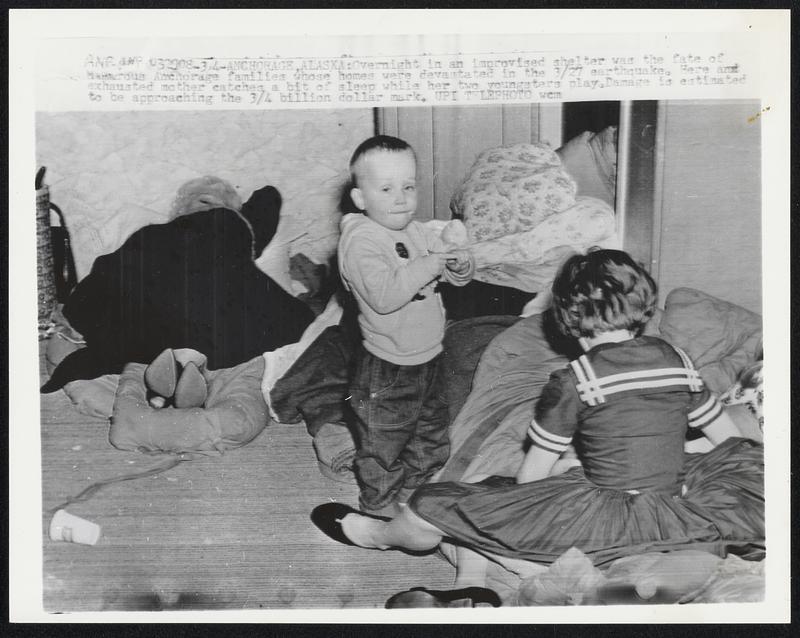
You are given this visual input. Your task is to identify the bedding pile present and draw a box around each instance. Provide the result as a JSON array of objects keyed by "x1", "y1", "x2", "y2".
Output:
[{"x1": 449, "y1": 141, "x2": 618, "y2": 293}]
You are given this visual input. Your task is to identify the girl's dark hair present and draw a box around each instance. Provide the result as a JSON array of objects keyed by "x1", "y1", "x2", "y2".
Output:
[
  {"x1": 551, "y1": 248, "x2": 657, "y2": 338},
  {"x1": 349, "y1": 135, "x2": 413, "y2": 186}
]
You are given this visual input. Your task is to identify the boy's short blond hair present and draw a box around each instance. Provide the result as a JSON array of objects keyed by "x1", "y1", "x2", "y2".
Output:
[{"x1": 349, "y1": 135, "x2": 415, "y2": 186}]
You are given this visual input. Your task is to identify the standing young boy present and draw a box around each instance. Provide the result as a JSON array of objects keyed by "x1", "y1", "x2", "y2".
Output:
[{"x1": 339, "y1": 135, "x2": 474, "y2": 514}]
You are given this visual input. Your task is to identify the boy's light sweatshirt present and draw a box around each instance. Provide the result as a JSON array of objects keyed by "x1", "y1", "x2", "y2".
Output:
[{"x1": 338, "y1": 214, "x2": 474, "y2": 366}]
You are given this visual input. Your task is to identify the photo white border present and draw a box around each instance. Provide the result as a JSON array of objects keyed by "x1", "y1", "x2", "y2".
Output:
[{"x1": 8, "y1": 8, "x2": 791, "y2": 624}]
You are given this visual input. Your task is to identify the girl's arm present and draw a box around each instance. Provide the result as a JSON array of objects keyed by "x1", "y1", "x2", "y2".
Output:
[
  {"x1": 523, "y1": 371, "x2": 578, "y2": 482},
  {"x1": 516, "y1": 445, "x2": 560, "y2": 484}
]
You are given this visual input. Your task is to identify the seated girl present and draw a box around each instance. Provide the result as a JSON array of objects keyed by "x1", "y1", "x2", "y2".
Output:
[{"x1": 311, "y1": 248, "x2": 764, "y2": 607}]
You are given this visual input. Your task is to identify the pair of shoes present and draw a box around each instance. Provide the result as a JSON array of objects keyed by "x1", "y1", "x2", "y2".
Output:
[
  {"x1": 145, "y1": 349, "x2": 208, "y2": 408},
  {"x1": 310, "y1": 503, "x2": 390, "y2": 547},
  {"x1": 312, "y1": 423, "x2": 356, "y2": 485},
  {"x1": 385, "y1": 586, "x2": 502, "y2": 609}
]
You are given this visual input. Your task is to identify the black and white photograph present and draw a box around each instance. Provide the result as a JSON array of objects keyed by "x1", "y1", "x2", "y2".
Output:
[{"x1": 9, "y1": 9, "x2": 790, "y2": 623}]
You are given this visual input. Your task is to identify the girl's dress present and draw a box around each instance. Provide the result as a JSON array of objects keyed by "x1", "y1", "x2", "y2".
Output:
[{"x1": 407, "y1": 336, "x2": 764, "y2": 566}]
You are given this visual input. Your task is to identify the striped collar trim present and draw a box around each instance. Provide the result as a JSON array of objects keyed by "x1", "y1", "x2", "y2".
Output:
[{"x1": 569, "y1": 352, "x2": 704, "y2": 406}]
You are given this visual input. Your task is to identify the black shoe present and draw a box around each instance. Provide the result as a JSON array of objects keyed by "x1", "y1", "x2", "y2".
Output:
[
  {"x1": 385, "y1": 586, "x2": 502, "y2": 608},
  {"x1": 310, "y1": 502, "x2": 439, "y2": 557},
  {"x1": 310, "y1": 503, "x2": 390, "y2": 548}
]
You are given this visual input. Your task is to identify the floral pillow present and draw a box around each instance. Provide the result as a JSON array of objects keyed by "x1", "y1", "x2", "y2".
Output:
[{"x1": 450, "y1": 143, "x2": 578, "y2": 243}]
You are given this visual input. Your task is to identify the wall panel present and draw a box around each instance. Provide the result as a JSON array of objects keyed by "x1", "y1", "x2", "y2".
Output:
[
  {"x1": 36, "y1": 109, "x2": 374, "y2": 282},
  {"x1": 431, "y1": 105, "x2": 503, "y2": 220},
  {"x1": 654, "y1": 100, "x2": 761, "y2": 313}
]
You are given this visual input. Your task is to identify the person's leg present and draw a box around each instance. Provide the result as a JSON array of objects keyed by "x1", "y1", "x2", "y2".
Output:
[
  {"x1": 452, "y1": 547, "x2": 491, "y2": 588},
  {"x1": 340, "y1": 502, "x2": 445, "y2": 551},
  {"x1": 312, "y1": 422, "x2": 357, "y2": 483},
  {"x1": 349, "y1": 352, "x2": 420, "y2": 512},
  {"x1": 399, "y1": 355, "x2": 450, "y2": 491}
]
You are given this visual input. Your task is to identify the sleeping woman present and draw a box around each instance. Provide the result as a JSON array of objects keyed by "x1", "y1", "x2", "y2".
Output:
[{"x1": 42, "y1": 176, "x2": 315, "y2": 392}]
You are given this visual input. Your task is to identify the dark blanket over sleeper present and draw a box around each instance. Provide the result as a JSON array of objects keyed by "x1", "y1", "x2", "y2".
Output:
[{"x1": 42, "y1": 186, "x2": 315, "y2": 392}]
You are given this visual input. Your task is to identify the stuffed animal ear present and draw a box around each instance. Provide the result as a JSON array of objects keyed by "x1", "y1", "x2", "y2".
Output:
[{"x1": 239, "y1": 185, "x2": 282, "y2": 258}]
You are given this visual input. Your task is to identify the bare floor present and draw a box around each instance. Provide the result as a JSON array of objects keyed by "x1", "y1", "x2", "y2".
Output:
[{"x1": 40, "y1": 366, "x2": 453, "y2": 612}]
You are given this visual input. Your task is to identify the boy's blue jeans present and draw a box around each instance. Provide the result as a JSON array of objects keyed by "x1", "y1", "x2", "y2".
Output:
[{"x1": 349, "y1": 348, "x2": 450, "y2": 512}]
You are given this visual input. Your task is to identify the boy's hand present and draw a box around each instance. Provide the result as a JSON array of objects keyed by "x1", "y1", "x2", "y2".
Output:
[
  {"x1": 421, "y1": 252, "x2": 457, "y2": 276},
  {"x1": 444, "y1": 249, "x2": 472, "y2": 275}
]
